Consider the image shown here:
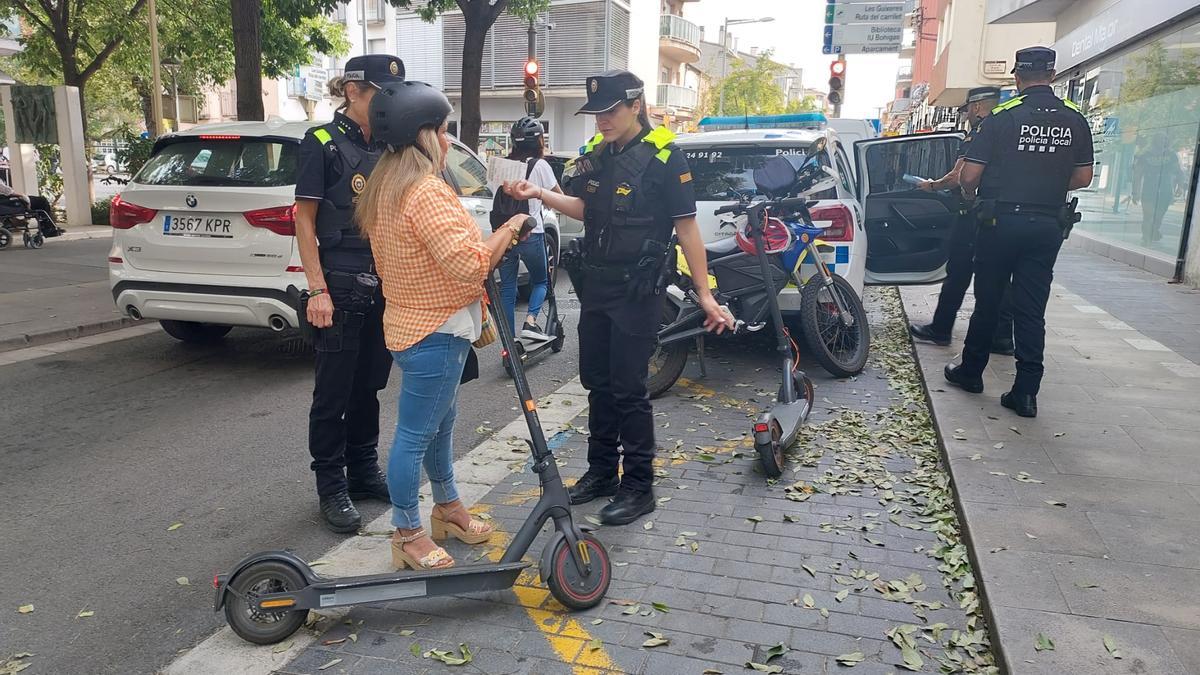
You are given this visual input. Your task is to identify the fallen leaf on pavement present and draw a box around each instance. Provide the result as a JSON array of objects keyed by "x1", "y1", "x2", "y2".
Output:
[
  {"x1": 1034, "y1": 633, "x2": 1055, "y2": 651},
  {"x1": 77, "y1": 610, "x2": 94, "y2": 618},
  {"x1": 745, "y1": 663, "x2": 783, "y2": 673},
  {"x1": 746, "y1": 515, "x2": 763, "y2": 523},
  {"x1": 836, "y1": 651, "x2": 865, "y2": 666},
  {"x1": 17, "y1": 605, "x2": 33, "y2": 614},
  {"x1": 643, "y1": 521, "x2": 654, "y2": 531},
  {"x1": 167, "y1": 523, "x2": 183, "y2": 531},
  {"x1": 642, "y1": 632, "x2": 670, "y2": 648},
  {"x1": 272, "y1": 639, "x2": 294, "y2": 654},
  {"x1": 651, "y1": 602, "x2": 670, "y2": 613},
  {"x1": 802, "y1": 593, "x2": 815, "y2": 608},
  {"x1": 802, "y1": 564, "x2": 816, "y2": 578},
  {"x1": 1044, "y1": 500, "x2": 1067, "y2": 507},
  {"x1": 175, "y1": 577, "x2": 189, "y2": 586},
  {"x1": 587, "y1": 639, "x2": 603, "y2": 651},
  {"x1": 317, "y1": 658, "x2": 342, "y2": 671},
  {"x1": 1103, "y1": 635, "x2": 1122, "y2": 659}
]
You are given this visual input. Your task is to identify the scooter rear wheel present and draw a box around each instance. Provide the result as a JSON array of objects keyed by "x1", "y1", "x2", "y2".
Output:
[
  {"x1": 551, "y1": 323, "x2": 566, "y2": 353},
  {"x1": 756, "y1": 418, "x2": 785, "y2": 479},
  {"x1": 224, "y1": 560, "x2": 308, "y2": 645},
  {"x1": 545, "y1": 533, "x2": 611, "y2": 610}
]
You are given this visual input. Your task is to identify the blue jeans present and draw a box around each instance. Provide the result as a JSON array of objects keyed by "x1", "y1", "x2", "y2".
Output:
[
  {"x1": 387, "y1": 332, "x2": 469, "y2": 529},
  {"x1": 499, "y1": 232, "x2": 548, "y2": 336}
]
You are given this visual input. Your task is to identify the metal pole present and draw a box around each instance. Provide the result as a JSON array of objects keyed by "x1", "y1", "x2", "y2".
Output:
[
  {"x1": 528, "y1": 16, "x2": 536, "y2": 61},
  {"x1": 360, "y1": 0, "x2": 368, "y2": 53},
  {"x1": 148, "y1": 0, "x2": 164, "y2": 137},
  {"x1": 718, "y1": 18, "x2": 728, "y2": 116},
  {"x1": 172, "y1": 72, "x2": 181, "y2": 130}
]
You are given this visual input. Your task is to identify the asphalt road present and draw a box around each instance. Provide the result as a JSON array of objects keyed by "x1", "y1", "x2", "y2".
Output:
[{"x1": 0, "y1": 281, "x2": 581, "y2": 674}]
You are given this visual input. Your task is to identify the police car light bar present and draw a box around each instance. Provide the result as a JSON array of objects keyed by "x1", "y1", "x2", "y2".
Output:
[{"x1": 697, "y1": 113, "x2": 828, "y2": 132}]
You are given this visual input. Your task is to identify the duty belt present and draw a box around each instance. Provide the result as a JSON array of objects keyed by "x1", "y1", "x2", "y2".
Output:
[
  {"x1": 994, "y1": 202, "x2": 1060, "y2": 217},
  {"x1": 582, "y1": 262, "x2": 636, "y2": 283}
]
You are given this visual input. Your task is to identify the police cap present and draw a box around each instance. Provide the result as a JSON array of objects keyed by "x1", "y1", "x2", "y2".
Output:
[
  {"x1": 958, "y1": 86, "x2": 1001, "y2": 111},
  {"x1": 343, "y1": 54, "x2": 406, "y2": 87},
  {"x1": 577, "y1": 70, "x2": 645, "y2": 115},
  {"x1": 1011, "y1": 47, "x2": 1055, "y2": 74}
]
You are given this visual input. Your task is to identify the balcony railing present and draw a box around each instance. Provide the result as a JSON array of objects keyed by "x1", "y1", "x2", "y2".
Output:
[
  {"x1": 660, "y1": 14, "x2": 700, "y2": 50},
  {"x1": 657, "y1": 83, "x2": 698, "y2": 111}
]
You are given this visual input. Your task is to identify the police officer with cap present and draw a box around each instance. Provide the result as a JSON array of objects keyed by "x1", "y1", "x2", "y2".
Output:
[
  {"x1": 294, "y1": 54, "x2": 405, "y2": 532},
  {"x1": 505, "y1": 70, "x2": 728, "y2": 525},
  {"x1": 944, "y1": 47, "x2": 1094, "y2": 418},
  {"x1": 910, "y1": 85, "x2": 1014, "y2": 354}
]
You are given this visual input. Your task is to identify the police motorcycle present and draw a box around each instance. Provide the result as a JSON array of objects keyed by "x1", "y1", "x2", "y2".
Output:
[{"x1": 647, "y1": 139, "x2": 869, "y2": 477}]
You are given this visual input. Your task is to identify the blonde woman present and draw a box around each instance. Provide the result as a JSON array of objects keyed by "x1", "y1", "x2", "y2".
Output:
[{"x1": 356, "y1": 82, "x2": 529, "y2": 570}]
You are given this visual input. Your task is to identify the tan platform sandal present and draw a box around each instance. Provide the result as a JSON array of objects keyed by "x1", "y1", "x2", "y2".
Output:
[
  {"x1": 430, "y1": 504, "x2": 495, "y2": 545},
  {"x1": 391, "y1": 529, "x2": 454, "y2": 570}
]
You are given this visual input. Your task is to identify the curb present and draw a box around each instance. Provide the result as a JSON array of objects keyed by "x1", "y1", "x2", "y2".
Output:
[
  {"x1": 0, "y1": 317, "x2": 149, "y2": 354},
  {"x1": 895, "y1": 289, "x2": 1012, "y2": 675},
  {"x1": 56, "y1": 228, "x2": 113, "y2": 242}
]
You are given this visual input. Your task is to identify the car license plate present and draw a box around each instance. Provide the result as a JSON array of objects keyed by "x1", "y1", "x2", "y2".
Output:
[{"x1": 163, "y1": 214, "x2": 234, "y2": 238}]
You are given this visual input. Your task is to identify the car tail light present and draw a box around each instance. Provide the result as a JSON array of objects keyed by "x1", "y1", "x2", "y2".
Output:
[
  {"x1": 245, "y1": 204, "x2": 296, "y2": 236},
  {"x1": 808, "y1": 204, "x2": 854, "y2": 242},
  {"x1": 107, "y1": 256, "x2": 123, "y2": 264},
  {"x1": 753, "y1": 422, "x2": 770, "y2": 433},
  {"x1": 199, "y1": 134, "x2": 242, "y2": 140},
  {"x1": 110, "y1": 195, "x2": 158, "y2": 230},
  {"x1": 285, "y1": 265, "x2": 304, "y2": 273}
]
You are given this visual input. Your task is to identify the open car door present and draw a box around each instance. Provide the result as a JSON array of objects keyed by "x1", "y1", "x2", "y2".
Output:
[{"x1": 854, "y1": 132, "x2": 964, "y2": 285}]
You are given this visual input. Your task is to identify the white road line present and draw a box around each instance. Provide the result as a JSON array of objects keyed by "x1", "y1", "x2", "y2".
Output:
[{"x1": 163, "y1": 377, "x2": 589, "y2": 675}]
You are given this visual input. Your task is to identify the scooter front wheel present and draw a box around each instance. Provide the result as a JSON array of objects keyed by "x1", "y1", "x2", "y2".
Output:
[
  {"x1": 755, "y1": 418, "x2": 785, "y2": 479},
  {"x1": 545, "y1": 533, "x2": 611, "y2": 610},
  {"x1": 224, "y1": 560, "x2": 308, "y2": 645}
]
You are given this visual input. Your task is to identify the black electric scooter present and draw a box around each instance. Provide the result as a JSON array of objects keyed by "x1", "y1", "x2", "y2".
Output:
[
  {"x1": 712, "y1": 152, "x2": 824, "y2": 478},
  {"x1": 215, "y1": 247, "x2": 611, "y2": 645},
  {"x1": 502, "y1": 245, "x2": 566, "y2": 378}
]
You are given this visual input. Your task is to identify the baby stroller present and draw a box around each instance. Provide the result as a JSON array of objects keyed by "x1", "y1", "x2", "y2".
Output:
[{"x1": 0, "y1": 195, "x2": 63, "y2": 250}]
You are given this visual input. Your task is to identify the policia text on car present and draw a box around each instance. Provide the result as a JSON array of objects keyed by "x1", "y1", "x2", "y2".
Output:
[
  {"x1": 944, "y1": 47, "x2": 1092, "y2": 419},
  {"x1": 505, "y1": 71, "x2": 729, "y2": 526},
  {"x1": 293, "y1": 55, "x2": 406, "y2": 532}
]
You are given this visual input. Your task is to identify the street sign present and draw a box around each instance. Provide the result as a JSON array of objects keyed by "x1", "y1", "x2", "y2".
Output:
[
  {"x1": 822, "y1": 42, "x2": 903, "y2": 55},
  {"x1": 825, "y1": 2, "x2": 906, "y2": 24},
  {"x1": 824, "y1": 23, "x2": 904, "y2": 44}
]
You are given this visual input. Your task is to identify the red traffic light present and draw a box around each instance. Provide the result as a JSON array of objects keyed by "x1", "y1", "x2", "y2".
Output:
[
  {"x1": 525, "y1": 60, "x2": 539, "y2": 77},
  {"x1": 830, "y1": 60, "x2": 846, "y2": 76}
]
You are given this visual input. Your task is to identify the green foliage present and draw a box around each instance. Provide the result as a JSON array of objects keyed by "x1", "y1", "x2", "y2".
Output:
[
  {"x1": 35, "y1": 144, "x2": 63, "y2": 206},
  {"x1": 786, "y1": 95, "x2": 823, "y2": 114},
  {"x1": 699, "y1": 51, "x2": 789, "y2": 118},
  {"x1": 113, "y1": 125, "x2": 154, "y2": 177},
  {"x1": 92, "y1": 197, "x2": 113, "y2": 226}
]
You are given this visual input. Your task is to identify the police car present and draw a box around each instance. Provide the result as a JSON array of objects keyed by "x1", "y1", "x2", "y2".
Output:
[
  {"x1": 677, "y1": 113, "x2": 965, "y2": 312},
  {"x1": 108, "y1": 119, "x2": 560, "y2": 343}
]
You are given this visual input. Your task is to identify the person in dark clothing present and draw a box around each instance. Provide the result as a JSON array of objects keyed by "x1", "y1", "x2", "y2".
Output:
[
  {"x1": 909, "y1": 86, "x2": 1014, "y2": 355},
  {"x1": 504, "y1": 71, "x2": 728, "y2": 525},
  {"x1": 293, "y1": 54, "x2": 405, "y2": 532},
  {"x1": 944, "y1": 47, "x2": 1094, "y2": 419}
]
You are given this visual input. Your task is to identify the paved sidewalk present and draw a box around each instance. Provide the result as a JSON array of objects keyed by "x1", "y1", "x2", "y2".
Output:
[
  {"x1": 901, "y1": 250, "x2": 1200, "y2": 674},
  {"x1": 217, "y1": 288, "x2": 1000, "y2": 675},
  {"x1": 0, "y1": 235, "x2": 140, "y2": 352}
]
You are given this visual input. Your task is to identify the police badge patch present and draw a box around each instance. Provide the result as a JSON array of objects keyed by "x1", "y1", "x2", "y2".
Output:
[
  {"x1": 351, "y1": 173, "x2": 367, "y2": 194},
  {"x1": 389, "y1": 61, "x2": 400, "y2": 76}
]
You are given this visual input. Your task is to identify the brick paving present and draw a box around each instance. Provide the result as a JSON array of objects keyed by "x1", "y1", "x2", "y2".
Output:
[{"x1": 276, "y1": 289, "x2": 995, "y2": 674}]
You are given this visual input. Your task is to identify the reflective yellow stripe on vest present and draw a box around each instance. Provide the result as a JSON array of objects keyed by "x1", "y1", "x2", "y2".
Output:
[
  {"x1": 991, "y1": 95, "x2": 1025, "y2": 114},
  {"x1": 645, "y1": 126, "x2": 675, "y2": 163},
  {"x1": 313, "y1": 128, "x2": 333, "y2": 145},
  {"x1": 584, "y1": 132, "x2": 604, "y2": 153},
  {"x1": 1062, "y1": 98, "x2": 1081, "y2": 112}
]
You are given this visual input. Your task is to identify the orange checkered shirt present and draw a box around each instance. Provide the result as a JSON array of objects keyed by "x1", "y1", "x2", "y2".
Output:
[{"x1": 369, "y1": 174, "x2": 490, "y2": 352}]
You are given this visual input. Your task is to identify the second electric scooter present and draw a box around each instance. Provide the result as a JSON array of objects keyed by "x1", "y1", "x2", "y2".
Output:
[
  {"x1": 215, "y1": 231, "x2": 612, "y2": 644},
  {"x1": 503, "y1": 244, "x2": 566, "y2": 378}
]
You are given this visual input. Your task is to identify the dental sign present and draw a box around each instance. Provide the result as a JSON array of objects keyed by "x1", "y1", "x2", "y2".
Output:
[{"x1": 1054, "y1": 0, "x2": 1195, "y2": 73}]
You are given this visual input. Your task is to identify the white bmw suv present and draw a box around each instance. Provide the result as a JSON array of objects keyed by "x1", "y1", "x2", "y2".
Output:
[{"x1": 109, "y1": 119, "x2": 559, "y2": 343}]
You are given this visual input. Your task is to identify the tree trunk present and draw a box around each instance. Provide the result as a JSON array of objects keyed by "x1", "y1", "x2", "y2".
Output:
[
  {"x1": 458, "y1": 17, "x2": 489, "y2": 152},
  {"x1": 133, "y1": 77, "x2": 156, "y2": 136},
  {"x1": 231, "y1": 0, "x2": 265, "y2": 121}
]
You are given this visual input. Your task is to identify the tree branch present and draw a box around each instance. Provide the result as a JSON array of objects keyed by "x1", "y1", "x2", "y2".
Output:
[
  {"x1": 8, "y1": 0, "x2": 56, "y2": 36},
  {"x1": 77, "y1": 0, "x2": 149, "y2": 79}
]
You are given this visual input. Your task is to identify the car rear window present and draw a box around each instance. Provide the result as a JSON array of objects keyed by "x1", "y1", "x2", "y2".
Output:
[
  {"x1": 134, "y1": 138, "x2": 299, "y2": 187},
  {"x1": 681, "y1": 144, "x2": 838, "y2": 201}
]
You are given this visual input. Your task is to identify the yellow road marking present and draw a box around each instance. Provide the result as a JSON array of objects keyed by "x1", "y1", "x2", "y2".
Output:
[{"x1": 469, "y1": 505, "x2": 621, "y2": 674}]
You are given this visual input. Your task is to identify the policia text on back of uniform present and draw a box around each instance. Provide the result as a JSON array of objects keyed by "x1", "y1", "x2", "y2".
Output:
[
  {"x1": 505, "y1": 71, "x2": 729, "y2": 526},
  {"x1": 944, "y1": 47, "x2": 1093, "y2": 419},
  {"x1": 293, "y1": 55, "x2": 405, "y2": 532}
]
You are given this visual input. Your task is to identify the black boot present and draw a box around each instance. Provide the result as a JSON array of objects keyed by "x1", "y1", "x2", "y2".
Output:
[
  {"x1": 1001, "y1": 392, "x2": 1037, "y2": 418},
  {"x1": 568, "y1": 472, "x2": 620, "y2": 506},
  {"x1": 944, "y1": 364, "x2": 984, "y2": 393},
  {"x1": 909, "y1": 323, "x2": 951, "y2": 346},
  {"x1": 348, "y1": 468, "x2": 391, "y2": 503},
  {"x1": 599, "y1": 486, "x2": 655, "y2": 526},
  {"x1": 319, "y1": 490, "x2": 362, "y2": 533}
]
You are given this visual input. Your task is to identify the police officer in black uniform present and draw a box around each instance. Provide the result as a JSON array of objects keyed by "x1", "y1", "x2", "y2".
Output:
[
  {"x1": 910, "y1": 86, "x2": 1015, "y2": 354},
  {"x1": 944, "y1": 47, "x2": 1094, "y2": 418},
  {"x1": 294, "y1": 55, "x2": 405, "y2": 532},
  {"x1": 505, "y1": 71, "x2": 727, "y2": 525}
]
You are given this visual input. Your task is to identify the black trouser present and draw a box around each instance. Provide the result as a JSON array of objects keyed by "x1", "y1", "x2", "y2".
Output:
[
  {"x1": 960, "y1": 213, "x2": 1064, "y2": 396},
  {"x1": 308, "y1": 265, "x2": 392, "y2": 497},
  {"x1": 577, "y1": 281, "x2": 663, "y2": 493},
  {"x1": 929, "y1": 211, "x2": 1014, "y2": 342}
]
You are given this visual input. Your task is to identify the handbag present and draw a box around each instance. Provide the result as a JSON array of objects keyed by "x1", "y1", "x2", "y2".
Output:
[{"x1": 472, "y1": 298, "x2": 496, "y2": 348}]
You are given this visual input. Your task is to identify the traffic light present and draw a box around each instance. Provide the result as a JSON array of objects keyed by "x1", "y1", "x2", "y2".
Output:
[
  {"x1": 523, "y1": 58, "x2": 544, "y2": 118},
  {"x1": 828, "y1": 59, "x2": 846, "y2": 108}
]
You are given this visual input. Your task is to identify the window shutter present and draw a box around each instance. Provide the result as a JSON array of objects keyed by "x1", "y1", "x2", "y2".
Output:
[{"x1": 397, "y1": 15, "x2": 444, "y2": 88}]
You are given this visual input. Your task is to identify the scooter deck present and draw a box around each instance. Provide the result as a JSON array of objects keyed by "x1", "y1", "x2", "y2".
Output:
[{"x1": 251, "y1": 560, "x2": 533, "y2": 611}]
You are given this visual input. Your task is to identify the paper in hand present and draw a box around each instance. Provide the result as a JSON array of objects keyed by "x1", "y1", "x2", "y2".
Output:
[{"x1": 487, "y1": 156, "x2": 528, "y2": 185}]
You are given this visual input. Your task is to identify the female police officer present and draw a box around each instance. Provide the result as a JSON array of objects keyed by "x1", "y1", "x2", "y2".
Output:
[
  {"x1": 294, "y1": 54, "x2": 405, "y2": 532},
  {"x1": 506, "y1": 70, "x2": 727, "y2": 525}
]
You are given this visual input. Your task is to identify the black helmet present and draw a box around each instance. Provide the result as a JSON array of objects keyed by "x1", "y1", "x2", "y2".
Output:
[
  {"x1": 370, "y1": 81, "x2": 453, "y2": 149},
  {"x1": 511, "y1": 116, "x2": 544, "y2": 143}
]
